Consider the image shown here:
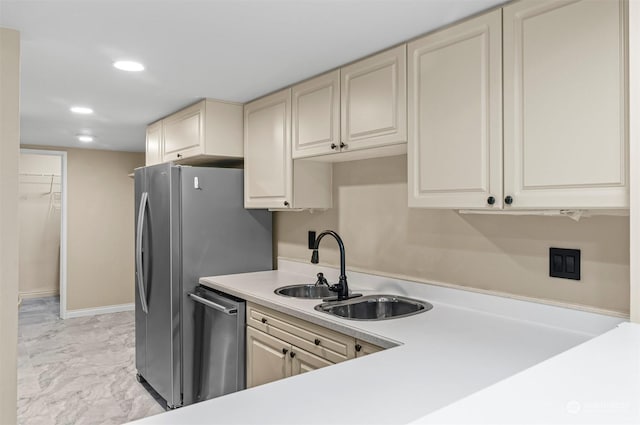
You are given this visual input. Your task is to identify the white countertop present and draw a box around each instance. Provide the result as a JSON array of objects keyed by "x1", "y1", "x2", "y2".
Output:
[
  {"x1": 414, "y1": 321, "x2": 640, "y2": 425},
  {"x1": 130, "y1": 259, "x2": 626, "y2": 425}
]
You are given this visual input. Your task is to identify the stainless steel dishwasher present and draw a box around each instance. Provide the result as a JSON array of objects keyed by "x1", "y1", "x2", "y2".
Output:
[{"x1": 189, "y1": 286, "x2": 246, "y2": 403}]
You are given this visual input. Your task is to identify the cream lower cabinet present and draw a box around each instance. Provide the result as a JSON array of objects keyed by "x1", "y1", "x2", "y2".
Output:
[
  {"x1": 355, "y1": 339, "x2": 383, "y2": 358},
  {"x1": 246, "y1": 327, "x2": 334, "y2": 388},
  {"x1": 290, "y1": 347, "x2": 333, "y2": 376},
  {"x1": 245, "y1": 303, "x2": 382, "y2": 389},
  {"x1": 409, "y1": 0, "x2": 628, "y2": 210},
  {"x1": 244, "y1": 89, "x2": 332, "y2": 210},
  {"x1": 408, "y1": 9, "x2": 502, "y2": 209},
  {"x1": 246, "y1": 327, "x2": 290, "y2": 387}
]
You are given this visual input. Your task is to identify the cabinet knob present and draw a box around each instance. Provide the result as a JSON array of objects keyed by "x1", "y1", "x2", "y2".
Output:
[
  {"x1": 505, "y1": 196, "x2": 513, "y2": 205},
  {"x1": 340, "y1": 142, "x2": 347, "y2": 149},
  {"x1": 289, "y1": 351, "x2": 296, "y2": 358},
  {"x1": 282, "y1": 348, "x2": 288, "y2": 355},
  {"x1": 314, "y1": 338, "x2": 321, "y2": 346},
  {"x1": 261, "y1": 318, "x2": 267, "y2": 324},
  {"x1": 330, "y1": 143, "x2": 338, "y2": 150},
  {"x1": 177, "y1": 153, "x2": 182, "y2": 158},
  {"x1": 355, "y1": 344, "x2": 362, "y2": 352},
  {"x1": 283, "y1": 201, "x2": 290, "y2": 207},
  {"x1": 487, "y1": 196, "x2": 495, "y2": 205}
]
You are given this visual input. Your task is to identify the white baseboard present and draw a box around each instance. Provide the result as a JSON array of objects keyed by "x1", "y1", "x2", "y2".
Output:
[
  {"x1": 19, "y1": 289, "x2": 60, "y2": 299},
  {"x1": 64, "y1": 303, "x2": 134, "y2": 319}
]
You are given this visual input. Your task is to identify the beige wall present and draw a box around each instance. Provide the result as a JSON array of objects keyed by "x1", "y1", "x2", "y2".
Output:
[
  {"x1": 19, "y1": 154, "x2": 61, "y2": 298},
  {"x1": 23, "y1": 146, "x2": 144, "y2": 311},
  {"x1": 1, "y1": 27, "x2": 20, "y2": 425},
  {"x1": 277, "y1": 155, "x2": 630, "y2": 315}
]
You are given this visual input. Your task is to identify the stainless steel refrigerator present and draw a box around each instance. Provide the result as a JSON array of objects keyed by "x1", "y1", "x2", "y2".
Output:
[{"x1": 134, "y1": 163, "x2": 272, "y2": 409}]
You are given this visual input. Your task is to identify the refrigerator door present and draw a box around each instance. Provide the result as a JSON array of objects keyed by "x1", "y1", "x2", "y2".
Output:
[
  {"x1": 179, "y1": 166, "x2": 272, "y2": 405},
  {"x1": 134, "y1": 168, "x2": 147, "y2": 380},
  {"x1": 135, "y1": 163, "x2": 182, "y2": 408}
]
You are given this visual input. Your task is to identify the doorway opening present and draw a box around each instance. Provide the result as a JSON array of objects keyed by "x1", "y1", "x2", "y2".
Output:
[{"x1": 18, "y1": 149, "x2": 68, "y2": 320}]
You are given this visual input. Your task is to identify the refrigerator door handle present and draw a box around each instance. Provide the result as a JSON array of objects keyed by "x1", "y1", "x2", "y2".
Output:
[
  {"x1": 136, "y1": 191, "x2": 149, "y2": 314},
  {"x1": 188, "y1": 293, "x2": 238, "y2": 316}
]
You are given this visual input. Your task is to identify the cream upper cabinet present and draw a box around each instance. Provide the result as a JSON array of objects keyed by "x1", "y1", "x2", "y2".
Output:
[
  {"x1": 292, "y1": 70, "x2": 341, "y2": 159},
  {"x1": 163, "y1": 101, "x2": 203, "y2": 161},
  {"x1": 408, "y1": 9, "x2": 503, "y2": 209},
  {"x1": 341, "y1": 45, "x2": 407, "y2": 152},
  {"x1": 145, "y1": 120, "x2": 163, "y2": 166},
  {"x1": 244, "y1": 89, "x2": 332, "y2": 210},
  {"x1": 246, "y1": 327, "x2": 290, "y2": 388},
  {"x1": 503, "y1": 0, "x2": 628, "y2": 209},
  {"x1": 244, "y1": 89, "x2": 293, "y2": 209},
  {"x1": 160, "y1": 99, "x2": 243, "y2": 164}
]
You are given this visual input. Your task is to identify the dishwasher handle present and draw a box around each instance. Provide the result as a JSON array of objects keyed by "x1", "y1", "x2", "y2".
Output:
[{"x1": 189, "y1": 292, "x2": 238, "y2": 316}]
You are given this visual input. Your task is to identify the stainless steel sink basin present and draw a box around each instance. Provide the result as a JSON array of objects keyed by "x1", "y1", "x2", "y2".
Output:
[
  {"x1": 274, "y1": 284, "x2": 334, "y2": 299},
  {"x1": 315, "y1": 295, "x2": 432, "y2": 320}
]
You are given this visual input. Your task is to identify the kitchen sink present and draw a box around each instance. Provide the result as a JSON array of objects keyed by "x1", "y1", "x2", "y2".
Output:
[
  {"x1": 315, "y1": 295, "x2": 432, "y2": 320},
  {"x1": 274, "y1": 284, "x2": 334, "y2": 299}
]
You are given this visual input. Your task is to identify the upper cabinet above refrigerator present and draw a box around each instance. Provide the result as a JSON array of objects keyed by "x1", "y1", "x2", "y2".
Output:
[{"x1": 145, "y1": 99, "x2": 244, "y2": 166}]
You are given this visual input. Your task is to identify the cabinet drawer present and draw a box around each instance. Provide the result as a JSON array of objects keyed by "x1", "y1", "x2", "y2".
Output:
[{"x1": 247, "y1": 303, "x2": 355, "y2": 363}]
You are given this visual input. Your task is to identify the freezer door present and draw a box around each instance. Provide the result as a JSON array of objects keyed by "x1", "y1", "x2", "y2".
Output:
[
  {"x1": 134, "y1": 168, "x2": 147, "y2": 380},
  {"x1": 136, "y1": 163, "x2": 182, "y2": 408}
]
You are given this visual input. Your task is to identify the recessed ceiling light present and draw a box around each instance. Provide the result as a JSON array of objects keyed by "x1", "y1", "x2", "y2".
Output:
[
  {"x1": 70, "y1": 106, "x2": 93, "y2": 114},
  {"x1": 77, "y1": 135, "x2": 94, "y2": 143},
  {"x1": 113, "y1": 60, "x2": 145, "y2": 72}
]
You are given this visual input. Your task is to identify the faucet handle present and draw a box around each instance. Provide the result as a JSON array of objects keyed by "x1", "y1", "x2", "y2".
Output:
[{"x1": 315, "y1": 272, "x2": 329, "y2": 287}]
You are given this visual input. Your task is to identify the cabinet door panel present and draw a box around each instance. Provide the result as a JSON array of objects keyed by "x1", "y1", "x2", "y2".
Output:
[
  {"x1": 290, "y1": 348, "x2": 333, "y2": 376},
  {"x1": 408, "y1": 9, "x2": 502, "y2": 208},
  {"x1": 355, "y1": 339, "x2": 383, "y2": 358},
  {"x1": 162, "y1": 102, "x2": 204, "y2": 161},
  {"x1": 145, "y1": 121, "x2": 163, "y2": 166},
  {"x1": 244, "y1": 89, "x2": 292, "y2": 208},
  {"x1": 341, "y1": 45, "x2": 407, "y2": 151},
  {"x1": 504, "y1": 0, "x2": 627, "y2": 208},
  {"x1": 292, "y1": 70, "x2": 340, "y2": 159},
  {"x1": 246, "y1": 327, "x2": 290, "y2": 388}
]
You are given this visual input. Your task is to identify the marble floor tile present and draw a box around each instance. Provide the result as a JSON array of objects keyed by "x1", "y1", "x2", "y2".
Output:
[{"x1": 18, "y1": 297, "x2": 166, "y2": 425}]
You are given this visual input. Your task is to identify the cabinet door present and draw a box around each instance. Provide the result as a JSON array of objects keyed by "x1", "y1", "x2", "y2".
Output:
[
  {"x1": 355, "y1": 340, "x2": 383, "y2": 358},
  {"x1": 292, "y1": 70, "x2": 340, "y2": 159},
  {"x1": 408, "y1": 10, "x2": 502, "y2": 209},
  {"x1": 162, "y1": 101, "x2": 204, "y2": 162},
  {"x1": 244, "y1": 89, "x2": 292, "y2": 209},
  {"x1": 503, "y1": 0, "x2": 627, "y2": 209},
  {"x1": 246, "y1": 327, "x2": 290, "y2": 388},
  {"x1": 290, "y1": 348, "x2": 333, "y2": 376},
  {"x1": 341, "y1": 45, "x2": 407, "y2": 152},
  {"x1": 145, "y1": 120, "x2": 163, "y2": 166}
]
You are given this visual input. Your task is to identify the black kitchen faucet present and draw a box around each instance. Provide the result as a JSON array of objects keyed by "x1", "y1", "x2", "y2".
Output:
[{"x1": 311, "y1": 230, "x2": 360, "y2": 301}]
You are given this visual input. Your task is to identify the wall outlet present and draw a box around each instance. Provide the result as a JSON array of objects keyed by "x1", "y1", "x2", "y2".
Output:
[
  {"x1": 308, "y1": 231, "x2": 316, "y2": 250},
  {"x1": 549, "y1": 247, "x2": 581, "y2": 280}
]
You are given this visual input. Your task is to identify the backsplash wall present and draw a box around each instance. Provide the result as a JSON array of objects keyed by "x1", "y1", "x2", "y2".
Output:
[{"x1": 276, "y1": 155, "x2": 630, "y2": 315}]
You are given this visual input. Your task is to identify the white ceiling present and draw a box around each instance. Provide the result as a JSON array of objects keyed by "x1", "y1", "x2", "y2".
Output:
[{"x1": 1, "y1": 0, "x2": 506, "y2": 152}]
